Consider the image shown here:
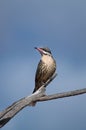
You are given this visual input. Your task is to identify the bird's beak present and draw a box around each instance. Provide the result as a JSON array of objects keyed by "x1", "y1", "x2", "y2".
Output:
[{"x1": 34, "y1": 47, "x2": 44, "y2": 55}]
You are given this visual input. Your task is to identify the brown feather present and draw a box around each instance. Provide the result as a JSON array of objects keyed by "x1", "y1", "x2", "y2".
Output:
[{"x1": 33, "y1": 55, "x2": 56, "y2": 93}]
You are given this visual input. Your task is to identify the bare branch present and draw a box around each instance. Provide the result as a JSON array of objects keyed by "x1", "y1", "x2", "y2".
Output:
[
  {"x1": 36, "y1": 88, "x2": 86, "y2": 102},
  {"x1": 0, "y1": 73, "x2": 57, "y2": 128},
  {"x1": 0, "y1": 73, "x2": 86, "y2": 128}
]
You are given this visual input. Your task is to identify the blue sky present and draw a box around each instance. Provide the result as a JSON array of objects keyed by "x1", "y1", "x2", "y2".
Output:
[{"x1": 0, "y1": 0, "x2": 86, "y2": 130}]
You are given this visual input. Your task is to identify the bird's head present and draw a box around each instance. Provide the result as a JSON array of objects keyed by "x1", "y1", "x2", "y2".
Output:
[{"x1": 34, "y1": 47, "x2": 52, "y2": 56}]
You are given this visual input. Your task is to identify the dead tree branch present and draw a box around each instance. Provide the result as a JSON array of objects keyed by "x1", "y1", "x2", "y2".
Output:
[
  {"x1": 0, "y1": 73, "x2": 86, "y2": 128},
  {"x1": 37, "y1": 88, "x2": 86, "y2": 102},
  {"x1": 0, "y1": 73, "x2": 57, "y2": 128}
]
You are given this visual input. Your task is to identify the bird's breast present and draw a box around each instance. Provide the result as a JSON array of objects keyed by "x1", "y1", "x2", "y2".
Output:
[{"x1": 41, "y1": 55, "x2": 56, "y2": 69}]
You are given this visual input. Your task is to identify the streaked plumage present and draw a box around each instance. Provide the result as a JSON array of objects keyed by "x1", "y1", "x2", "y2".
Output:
[{"x1": 33, "y1": 47, "x2": 56, "y2": 93}]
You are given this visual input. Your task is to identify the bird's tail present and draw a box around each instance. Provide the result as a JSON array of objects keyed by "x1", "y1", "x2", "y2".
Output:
[{"x1": 32, "y1": 87, "x2": 37, "y2": 93}]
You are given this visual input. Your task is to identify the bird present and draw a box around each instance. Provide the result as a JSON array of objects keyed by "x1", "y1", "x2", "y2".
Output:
[{"x1": 33, "y1": 47, "x2": 56, "y2": 93}]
